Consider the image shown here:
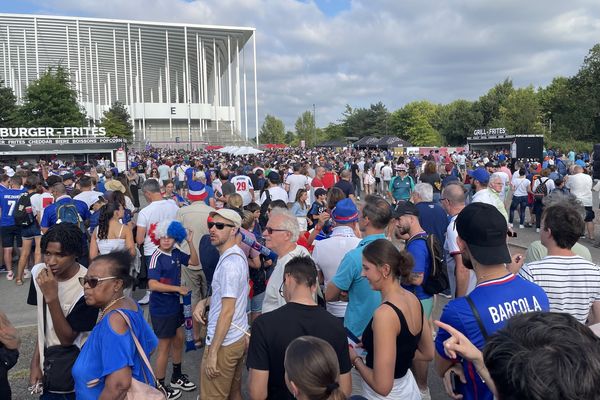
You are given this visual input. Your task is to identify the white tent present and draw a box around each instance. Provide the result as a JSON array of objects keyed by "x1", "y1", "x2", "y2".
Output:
[{"x1": 233, "y1": 146, "x2": 264, "y2": 155}]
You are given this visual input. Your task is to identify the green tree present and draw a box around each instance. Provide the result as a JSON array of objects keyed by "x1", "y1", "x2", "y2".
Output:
[
  {"x1": 498, "y1": 86, "x2": 543, "y2": 135},
  {"x1": 0, "y1": 81, "x2": 19, "y2": 127},
  {"x1": 284, "y1": 130, "x2": 296, "y2": 145},
  {"x1": 322, "y1": 122, "x2": 345, "y2": 140},
  {"x1": 437, "y1": 100, "x2": 483, "y2": 145},
  {"x1": 342, "y1": 102, "x2": 390, "y2": 138},
  {"x1": 99, "y1": 101, "x2": 133, "y2": 139},
  {"x1": 474, "y1": 78, "x2": 514, "y2": 127},
  {"x1": 19, "y1": 66, "x2": 86, "y2": 127},
  {"x1": 389, "y1": 100, "x2": 441, "y2": 145},
  {"x1": 295, "y1": 110, "x2": 317, "y2": 147},
  {"x1": 258, "y1": 114, "x2": 286, "y2": 144}
]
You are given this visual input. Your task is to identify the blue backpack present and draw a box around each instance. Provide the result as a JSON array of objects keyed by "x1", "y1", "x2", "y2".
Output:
[{"x1": 56, "y1": 201, "x2": 85, "y2": 232}]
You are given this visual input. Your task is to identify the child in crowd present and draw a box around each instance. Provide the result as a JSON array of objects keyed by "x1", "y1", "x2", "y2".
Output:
[
  {"x1": 307, "y1": 188, "x2": 327, "y2": 231},
  {"x1": 148, "y1": 220, "x2": 199, "y2": 399},
  {"x1": 245, "y1": 202, "x2": 263, "y2": 241},
  {"x1": 291, "y1": 189, "x2": 309, "y2": 231}
]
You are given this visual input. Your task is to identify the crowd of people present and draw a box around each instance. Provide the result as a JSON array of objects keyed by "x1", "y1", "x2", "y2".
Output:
[{"x1": 0, "y1": 144, "x2": 599, "y2": 400}]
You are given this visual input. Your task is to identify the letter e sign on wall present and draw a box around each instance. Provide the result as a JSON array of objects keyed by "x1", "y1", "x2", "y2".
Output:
[{"x1": 171, "y1": 107, "x2": 176, "y2": 115}]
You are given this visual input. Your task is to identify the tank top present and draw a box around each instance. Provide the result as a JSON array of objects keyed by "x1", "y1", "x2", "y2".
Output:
[
  {"x1": 362, "y1": 301, "x2": 423, "y2": 379},
  {"x1": 96, "y1": 224, "x2": 127, "y2": 255}
]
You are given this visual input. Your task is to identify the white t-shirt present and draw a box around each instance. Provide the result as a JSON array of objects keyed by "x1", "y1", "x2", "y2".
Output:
[
  {"x1": 262, "y1": 246, "x2": 311, "y2": 313},
  {"x1": 259, "y1": 186, "x2": 288, "y2": 205},
  {"x1": 312, "y1": 226, "x2": 361, "y2": 317},
  {"x1": 532, "y1": 177, "x2": 555, "y2": 195},
  {"x1": 73, "y1": 190, "x2": 104, "y2": 208},
  {"x1": 512, "y1": 178, "x2": 531, "y2": 197},
  {"x1": 206, "y1": 245, "x2": 249, "y2": 346},
  {"x1": 520, "y1": 256, "x2": 600, "y2": 324},
  {"x1": 31, "y1": 263, "x2": 90, "y2": 368},
  {"x1": 30, "y1": 192, "x2": 54, "y2": 221},
  {"x1": 176, "y1": 164, "x2": 188, "y2": 182},
  {"x1": 136, "y1": 199, "x2": 179, "y2": 256},
  {"x1": 444, "y1": 215, "x2": 476, "y2": 297},
  {"x1": 230, "y1": 175, "x2": 254, "y2": 206},
  {"x1": 375, "y1": 162, "x2": 384, "y2": 178},
  {"x1": 285, "y1": 174, "x2": 309, "y2": 203},
  {"x1": 566, "y1": 173, "x2": 593, "y2": 207},
  {"x1": 381, "y1": 165, "x2": 393, "y2": 181}
]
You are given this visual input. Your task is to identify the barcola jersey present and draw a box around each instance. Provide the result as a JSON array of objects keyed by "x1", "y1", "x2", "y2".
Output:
[
  {"x1": 0, "y1": 188, "x2": 26, "y2": 226},
  {"x1": 230, "y1": 175, "x2": 254, "y2": 206},
  {"x1": 435, "y1": 274, "x2": 549, "y2": 400},
  {"x1": 147, "y1": 248, "x2": 190, "y2": 316}
]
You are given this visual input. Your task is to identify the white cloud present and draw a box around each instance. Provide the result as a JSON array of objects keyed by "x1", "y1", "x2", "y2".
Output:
[{"x1": 22, "y1": 0, "x2": 600, "y2": 133}]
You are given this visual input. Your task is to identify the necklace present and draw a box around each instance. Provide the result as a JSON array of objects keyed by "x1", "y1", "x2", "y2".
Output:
[{"x1": 99, "y1": 296, "x2": 126, "y2": 320}]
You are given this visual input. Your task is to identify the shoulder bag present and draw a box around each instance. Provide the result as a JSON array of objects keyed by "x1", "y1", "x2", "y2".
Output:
[{"x1": 86, "y1": 309, "x2": 166, "y2": 399}]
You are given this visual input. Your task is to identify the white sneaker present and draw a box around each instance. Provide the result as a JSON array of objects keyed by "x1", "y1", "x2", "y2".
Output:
[
  {"x1": 23, "y1": 269, "x2": 32, "y2": 279},
  {"x1": 519, "y1": 224, "x2": 524, "y2": 229},
  {"x1": 536, "y1": 228, "x2": 540, "y2": 233},
  {"x1": 138, "y1": 290, "x2": 151, "y2": 305},
  {"x1": 419, "y1": 387, "x2": 431, "y2": 400}
]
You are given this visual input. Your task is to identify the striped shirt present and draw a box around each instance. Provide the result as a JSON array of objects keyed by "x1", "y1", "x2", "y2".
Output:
[{"x1": 519, "y1": 256, "x2": 600, "y2": 323}]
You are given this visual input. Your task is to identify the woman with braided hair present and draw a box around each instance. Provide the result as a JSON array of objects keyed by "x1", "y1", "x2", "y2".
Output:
[{"x1": 89, "y1": 201, "x2": 136, "y2": 260}]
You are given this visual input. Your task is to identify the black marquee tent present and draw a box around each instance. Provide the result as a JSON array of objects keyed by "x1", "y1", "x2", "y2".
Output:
[
  {"x1": 375, "y1": 136, "x2": 412, "y2": 149},
  {"x1": 352, "y1": 136, "x2": 381, "y2": 148}
]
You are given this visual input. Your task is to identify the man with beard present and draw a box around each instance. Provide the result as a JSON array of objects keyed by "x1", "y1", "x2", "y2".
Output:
[
  {"x1": 434, "y1": 203, "x2": 550, "y2": 400},
  {"x1": 196, "y1": 209, "x2": 249, "y2": 400}
]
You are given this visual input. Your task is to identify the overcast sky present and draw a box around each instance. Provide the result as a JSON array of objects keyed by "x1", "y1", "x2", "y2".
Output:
[{"x1": 3, "y1": 0, "x2": 600, "y2": 135}]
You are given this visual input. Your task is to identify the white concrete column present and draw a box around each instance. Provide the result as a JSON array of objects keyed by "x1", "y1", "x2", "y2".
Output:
[
  {"x1": 253, "y1": 31, "x2": 259, "y2": 145},
  {"x1": 113, "y1": 29, "x2": 119, "y2": 102}
]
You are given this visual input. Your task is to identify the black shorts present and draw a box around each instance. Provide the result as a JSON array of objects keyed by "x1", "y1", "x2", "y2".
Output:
[
  {"x1": 585, "y1": 206, "x2": 595, "y2": 222},
  {"x1": 375, "y1": 177, "x2": 381, "y2": 184},
  {"x1": 0, "y1": 226, "x2": 22, "y2": 248},
  {"x1": 151, "y1": 310, "x2": 184, "y2": 339}
]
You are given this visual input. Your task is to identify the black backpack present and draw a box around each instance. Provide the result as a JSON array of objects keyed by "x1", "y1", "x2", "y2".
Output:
[
  {"x1": 259, "y1": 189, "x2": 272, "y2": 228},
  {"x1": 13, "y1": 192, "x2": 36, "y2": 227},
  {"x1": 534, "y1": 177, "x2": 549, "y2": 198},
  {"x1": 407, "y1": 233, "x2": 449, "y2": 295}
]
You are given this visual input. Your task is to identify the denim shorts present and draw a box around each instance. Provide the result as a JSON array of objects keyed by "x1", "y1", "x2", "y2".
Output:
[
  {"x1": 21, "y1": 224, "x2": 41, "y2": 239},
  {"x1": 247, "y1": 291, "x2": 266, "y2": 313}
]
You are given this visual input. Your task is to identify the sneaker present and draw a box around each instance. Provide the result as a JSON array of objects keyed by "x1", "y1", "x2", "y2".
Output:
[
  {"x1": 536, "y1": 228, "x2": 540, "y2": 233},
  {"x1": 419, "y1": 387, "x2": 431, "y2": 400},
  {"x1": 23, "y1": 269, "x2": 32, "y2": 279},
  {"x1": 519, "y1": 224, "x2": 524, "y2": 229},
  {"x1": 6, "y1": 271, "x2": 14, "y2": 281},
  {"x1": 171, "y1": 374, "x2": 197, "y2": 391},
  {"x1": 158, "y1": 384, "x2": 181, "y2": 400},
  {"x1": 138, "y1": 290, "x2": 151, "y2": 305}
]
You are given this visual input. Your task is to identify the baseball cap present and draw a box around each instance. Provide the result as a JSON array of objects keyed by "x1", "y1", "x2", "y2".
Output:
[
  {"x1": 392, "y1": 201, "x2": 419, "y2": 218},
  {"x1": 455, "y1": 203, "x2": 511, "y2": 265},
  {"x1": 467, "y1": 167, "x2": 490, "y2": 184},
  {"x1": 209, "y1": 209, "x2": 242, "y2": 228},
  {"x1": 395, "y1": 164, "x2": 407, "y2": 171},
  {"x1": 331, "y1": 198, "x2": 359, "y2": 224},
  {"x1": 267, "y1": 171, "x2": 281, "y2": 184},
  {"x1": 222, "y1": 182, "x2": 236, "y2": 196},
  {"x1": 314, "y1": 188, "x2": 327, "y2": 198}
]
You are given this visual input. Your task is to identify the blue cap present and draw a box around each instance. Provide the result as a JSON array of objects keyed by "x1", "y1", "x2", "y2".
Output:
[
  {"x1": 331, "y1": 198, "x2": 359, "y2": 223},
  {"x1": 467, "y1": 167, "x2": 490, "y2": 184}
]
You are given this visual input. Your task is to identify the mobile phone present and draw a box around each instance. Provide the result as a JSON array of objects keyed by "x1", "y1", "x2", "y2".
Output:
[
  {"x1": 450, "y1": 371, "x2": 462, "y2": 393},
  {"x1": 201, "y1": 305, "x2": 210, "y2": 324},
  {"x1": 507, "y1": 231, "x2": 517, "y2": 238}
]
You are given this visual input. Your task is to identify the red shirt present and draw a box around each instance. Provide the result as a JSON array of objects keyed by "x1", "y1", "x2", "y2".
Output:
[
  {"x1": 322, "y1": 172, "x2": 339, "y2": 189},
  {"x1": 311, "y1": 177, "x2": 325, "y2": 189}
]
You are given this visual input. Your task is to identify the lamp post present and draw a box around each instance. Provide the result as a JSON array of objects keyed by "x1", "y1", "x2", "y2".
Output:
[{"x1": 312, "y1": 103, "x2": 316, "y2": 148}]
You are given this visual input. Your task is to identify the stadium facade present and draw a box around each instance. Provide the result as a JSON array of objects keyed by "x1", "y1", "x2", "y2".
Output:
[{"x1": 0, "y1": 13, "x2": 258, "y2": 148}]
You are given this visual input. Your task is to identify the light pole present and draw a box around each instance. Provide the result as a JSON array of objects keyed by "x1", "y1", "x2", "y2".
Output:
[{"x1": 312, "y1": 103, "x2": 316, "y2": 147}]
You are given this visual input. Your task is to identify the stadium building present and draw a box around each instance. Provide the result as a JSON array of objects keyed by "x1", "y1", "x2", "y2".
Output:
[{"x1": 0, "y1": 13, "x2": 259, "y2": 153}]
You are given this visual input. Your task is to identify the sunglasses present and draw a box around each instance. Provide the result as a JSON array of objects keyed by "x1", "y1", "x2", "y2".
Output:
[
  {"x1": 265, "y1": 227, "x2": 288, "y2": 234},
  {"x1": 79, "y1": 276, "x2": 117, "y2": 288},
  {"x1": 279, "y1": 276, "x2": 286, "y2": 298},
  {"x1": 208, "y1": 221, "x2": 236, "y2": 230}
]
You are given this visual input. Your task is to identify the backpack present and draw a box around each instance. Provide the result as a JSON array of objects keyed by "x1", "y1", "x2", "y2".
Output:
[
  {"x1": 13, "y1": 192, "x2": 36, "y2": 227},
  {"x1": 407, "y1": 233, "x2": 449, "y2": 295},
  {"x1": 534, "y1": 177, "x2": 549, "y2": 198},
  {"x1": 56, "y1": 201, "x2": 85, "y2": 232},
  {"x1": 259, "y1": 189, "x2": 272, "y2": 228}
]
